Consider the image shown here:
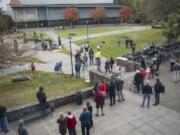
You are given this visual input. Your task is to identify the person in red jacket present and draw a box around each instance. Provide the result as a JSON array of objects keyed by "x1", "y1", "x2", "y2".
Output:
[
  {"x1": 149, "y1": 64, "x2": 155, "y2": 79},
  {"x1": 66, "y1": 111, "x2": 77, "y2": 135},
  {"x1": 99, "y1": 81, "x2": 107, "y2": 97}
]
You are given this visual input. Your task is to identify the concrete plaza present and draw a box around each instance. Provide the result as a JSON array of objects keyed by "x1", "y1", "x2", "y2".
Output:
[{"x1": 6, "y1": 89, "x2": 180, "y2": 135}]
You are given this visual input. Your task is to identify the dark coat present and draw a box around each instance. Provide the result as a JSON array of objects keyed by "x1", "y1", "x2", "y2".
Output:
[
  {"x1": 154, "y1": 82, "x2": 162, "y2": 94},
  {"x1": 57, "y1": 118, "x2": 67, "y2": 135},
  {"x1": 108, "y1": 84, "x2": 116, "y2": 96},
  {"x1": 79, "y1": 111, "x2": 91, "y2": 126},
  {"x1": 36, "y1": 91, "x2": 46, "y2": 104},
  {"x1": 134, "y1": 73, "x2": 143, "y2": 84},
  {"x1": 142, "y1": 85, "x2": 152, "y2": 94},
  {"x1": 18, "y1": 126, "x2": 28, "y2": 135},
  {"x1": 0, "y1": 105, "x2": 7, "y2": 118},
  {"x1": 115, "y1": 80, "x2": 124, "y2": 91}
]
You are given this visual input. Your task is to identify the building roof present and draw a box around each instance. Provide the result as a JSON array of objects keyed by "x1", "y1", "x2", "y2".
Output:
[{"x1": 10, "y1": 0, "x2": 114, "y2": 6}]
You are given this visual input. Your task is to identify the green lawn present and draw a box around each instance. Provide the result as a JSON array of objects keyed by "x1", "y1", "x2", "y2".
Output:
[
  {"x1": 0, "y1": 71, "x2": 91, "y2": 108},
  {"x1": 75, "y1": 29, "x2": 166, "y2": 59},
  {"x1": 56, "y1": 26, "x2": 128, "y2": 38},
  {"x1": 8, "y1": 32, "x2": 52, "y2": 41},
  {"x1": 16, "y1": 56, "x2": 46, "y2": 63}
]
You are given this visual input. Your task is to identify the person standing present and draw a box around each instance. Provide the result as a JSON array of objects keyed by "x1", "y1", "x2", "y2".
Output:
[
  {"x1": 89, "y1": 48, "x2": 94, "y2": 66},
  {"x1": 57, "y1": 112, "x2": 67, "y2": 135},
  {"x1": 105, "y1": 59, "x2": 110, "y2": 74},
  {"x1": 153, "y1": 79, "x2": 164, "y2": 106},
  {"x1": 109, "y1": 57, "x2": 115, "y2": 72},
  {"x1": 75, "y1": 62, "x2": 81, "y2": 77},
  {"x1": 36, "y1": 87, "x2": 47, "y2": 110},
  {"x1": 83, "y1": 54, "x2": 88, "y2": 67},
  {"x1": 140, "y1": 68, "x2": 146, "y2": 90},
  {"x1": 0, "y1": 105, "x2": 9, "y2": 133},
  {"x1": 125, "y1": 37, "x2": 129, "y2": 48},
  {"x1": 134, "y1": 70, "x2": 143, "y2": 93},
  {"x1": 79, "y1": 107, "x2": 91, "y2": 135},
  {"x1": 141, "y1": 80, "x2": 152, "y2": 108},
  {"x1": 170, "y1": 55, "x2": 176, "y2": 71},
  {"x1": 86, "y1": 102, "x2": 93, "y2": 127},
  {"x1": 96, "y1": 58, "x2": 101, "y2": 72},
  {"x1": 115, "y1": 78, "x2": 125, "y2": 102},
  {"x1": 173, "y1": 61, "x2": 180, "y2": 82},
  {"x1": 99, "y1": 81, "x2": 107, "y2": 97},
  {"x1": 54, "y1": 63, "x2": 61, "y2": 79},
  {"x1": 18, "y1": 119, "x2": 28, "y2": 135},
  {"x1": 108, "y1": 81, "x2": 116, "y2": 106},
  {"x1": 94, "y1": 90, "x2": 104, "y2": 116},
  {"x1": 31, "y1": 62, "x2": 35, "y2": 73},
  {"x1": 66, "y1": 111, "x2": 77, "y2": 135},
  {"x1": 149, "y1": 64, "x2": 155, "y2": 79}
]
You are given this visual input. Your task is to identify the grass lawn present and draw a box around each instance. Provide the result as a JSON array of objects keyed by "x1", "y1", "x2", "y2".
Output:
[
  {"x1": 16, "y1": 56, "x2": 46, "y2": 63},
  {"x1": 75, "y1": 29, "x2": 166, "y2": 59},
  {"x1": 8, "y1": 32, "x2": 52, "y2": 41},
  {"x1": 57, "y1": 48, "x2": 71, "y2": 55},
  {"x1": 56, "y1": 26, "x2": 128, "y2": 38},
  {"x1": 0, "y1": 71, "x2": 91, "y2": 108}
]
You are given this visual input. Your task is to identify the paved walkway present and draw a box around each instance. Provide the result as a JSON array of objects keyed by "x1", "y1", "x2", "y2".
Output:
[{"x1": 7, "y1": 90, "x2": 180, "y2": 135}]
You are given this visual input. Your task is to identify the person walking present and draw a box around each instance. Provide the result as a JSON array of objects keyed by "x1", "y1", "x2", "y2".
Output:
[
  {"x1": 79, "y1": 107, "x2": 91, "y2": 135},
  {"x1": 0, "y1": 105, "x2": 9, "y2": 133},
  {"x1": 66, "y1": 111, "x2": 77, "y2": 135},
  {"x1": 108, "y1": 81, "x2": 116, "y2": 106},
  {"x1": 89, "y1": 48, "x2": 94, "y2": 66},
  {"x1": 109, "y1": 57, "x2": 115, "y2": 72},
  {"x1": 36, "y1": 86, "x2": 47, "y2": 110},
  {"x1": 115, "y1": 78, "x2": 125, "y2": 102},
  {"x1": 86, "y1": 102, "x2": 93, "y2": 127},
  {"x1": 94, "y1": 90, "x2": 104, "y2": 116},
  {"x1": 134, "y1": 70, "x2": 143, "y2": 93},
  {"x1": 140, "y1": 68, "x2": 146, "y2": 91},
  {"x1": 18, "y1": 119, "x2": 28, "y2": 135},
  {"x1": 57, "y1": 112, "x2": 67, "y2": 135},
  {"x1": 141, "y1": 80, "x2": 153, "y2": 108},
  {"x1": 96, "y1": 58, "x2": 101, "y2": 72},
  {"x1": 153, "y1": 79, "x2": 164, "y2": 106}
]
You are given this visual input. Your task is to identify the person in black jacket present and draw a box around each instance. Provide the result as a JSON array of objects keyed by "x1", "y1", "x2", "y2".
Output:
[
  {"x1": 86, "y1": 102, "x2": 93, "y2": 127},
  {"x1": 153, "y1": 79, "x2": 162, "y2": 106},
  {"x1": 18, "y1": 119, "x2": 28, "y2": 135},
  {"x1": 134, "y1": 70, "x2": 143, "y2": 93},
  {"x1": 36, "y1": 86, "x2": 47, "y2": 110},
  {"x1": 141, "y1": 80, "x2": 152, "y2": 108},
  {"x1": 108, "y1": 81, "x2": 116, "y2": 106}
]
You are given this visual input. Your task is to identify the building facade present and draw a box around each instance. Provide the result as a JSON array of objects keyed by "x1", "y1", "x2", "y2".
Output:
[{"x1": 10, "y1": 0, "x2": 123, "y2": 28}]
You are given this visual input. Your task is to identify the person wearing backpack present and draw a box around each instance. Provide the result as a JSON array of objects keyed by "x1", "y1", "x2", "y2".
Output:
[{"x1": 153, "y1": 79, "x2": 164, "y2": 106}]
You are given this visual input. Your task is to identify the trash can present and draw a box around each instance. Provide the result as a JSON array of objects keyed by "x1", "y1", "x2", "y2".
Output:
[{"x1": 75, "y1": 91, "x2": 83, "y2": 105}]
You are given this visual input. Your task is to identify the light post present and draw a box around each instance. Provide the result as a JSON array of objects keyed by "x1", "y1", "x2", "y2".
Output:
[
  {"x1": 68, "y1": 33, "x2": 76, "y2": 76},
  {"x1": 86, "y1": 20, "x2": 89, "y2": 42}
]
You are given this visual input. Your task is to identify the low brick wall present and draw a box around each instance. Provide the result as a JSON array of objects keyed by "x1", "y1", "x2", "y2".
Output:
[
  {"x1": 89, "y1": 70, "x2": 134, "y2": 91},
  {"x1": 116, "y1": 58, "x2": 140, "y2": 72},
  {"x1": 7, "y1": 87, "x2": 93, "y2": 122}
]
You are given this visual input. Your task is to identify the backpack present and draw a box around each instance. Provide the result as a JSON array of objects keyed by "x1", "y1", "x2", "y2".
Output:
[{"x1": 159, "y1": 84, "x2": 165, "y2": 93}]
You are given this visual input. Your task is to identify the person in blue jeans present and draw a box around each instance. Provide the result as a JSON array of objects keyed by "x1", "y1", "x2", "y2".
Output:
[
  {"x1": 0, "y1": 105, "x2": 9, "y2": 133},
  {"x1": 141, "y1": 80, "x2": 152, "y2": 108},
  {"x1": 79, "y1": 107, "x2": 91, "y2": 135}
]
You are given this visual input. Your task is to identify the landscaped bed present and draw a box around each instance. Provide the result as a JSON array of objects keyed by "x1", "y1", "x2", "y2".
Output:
[
  {"x1": 75, "y1": 29, "x2": 166, "y2": 58},
  {"x1": 0, "y1": 71, "x2": 91, "y2": 108},
  {"x1": 56, "y1": 26, "x2": 128, "y2": 38}
]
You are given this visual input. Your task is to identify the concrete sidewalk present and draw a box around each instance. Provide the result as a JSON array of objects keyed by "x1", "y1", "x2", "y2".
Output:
[{"x1": 7, "y1": 90, "x2": 180, "y2": 135}]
